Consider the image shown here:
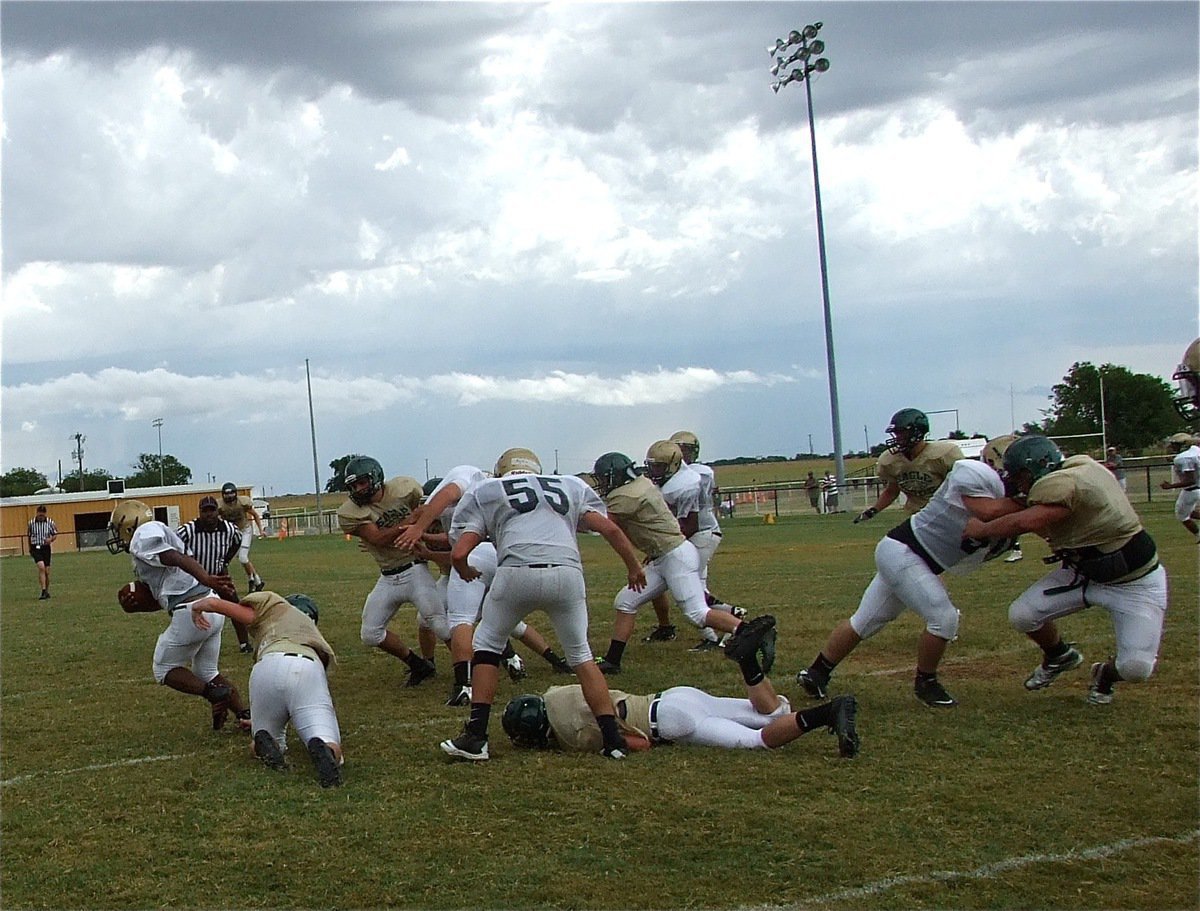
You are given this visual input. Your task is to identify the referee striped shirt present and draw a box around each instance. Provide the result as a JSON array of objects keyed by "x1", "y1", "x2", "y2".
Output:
[
  {"x1": 177, "y1": 519, "x2": 242, "y2": 576},
  {"x1": 28, "y1": 516, "x2": 58, "y2": 547}
]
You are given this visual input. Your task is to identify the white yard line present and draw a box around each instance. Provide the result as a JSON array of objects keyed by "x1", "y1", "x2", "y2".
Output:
[
  {"x1": 804, "y1": 829, "x2": 1200, "y2": 906},
  {"x1": 1, "y1": 753, "x2": 188, "y2": 787}
]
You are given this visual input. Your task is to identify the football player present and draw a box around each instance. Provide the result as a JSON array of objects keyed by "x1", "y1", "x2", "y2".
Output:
[
  {"x1": 795, "y1": 435, "x2": 1017, "y2": 708},
  {"x1": 190, "y1": 592, "x2": 343, "y2": 787},
  {"x1": 1172, "y1": 337, "x2": 1200, "y2": 424},
  {"x1": 1160, "y1": 432, "x2": 1200, "y2": 541},
  {"x1": 439, "y1": 448, "x2": 647, "y2": 761},
  {"x1": 396, "y1": 465, "x2": 572, "y2": 706},
  {"x1": 855, "y1": 408, "x2": 964, "y2": 523},
  {"x1": 336, "y1": 456, "x2": 447, "y2": 687},
  {"x1": 109, "y1": 499, "x2": 250, "y2": 731},
  {"x1": 590, "y1": 452, "x2": 768, "y2": 676},
  {"x1": 217, "y1": 482, "x2": 267, "y2": 592},
  {"x1": 501, "y1": 616, "x2": 860, "y2": 758},
  {"x1": 965, "y1": 436, "x2": 1167, "y2": 704}
]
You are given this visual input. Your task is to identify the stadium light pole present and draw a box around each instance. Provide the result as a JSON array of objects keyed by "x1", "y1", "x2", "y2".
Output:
[
  {"x1": 769, "y1": 22, "x2": 845, "y2": 490},
  {"x1": 152, "y1": 418, "x2": 164, "y2": 485}
]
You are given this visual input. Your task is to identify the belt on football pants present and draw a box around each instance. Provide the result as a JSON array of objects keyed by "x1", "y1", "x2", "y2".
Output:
[
  {"x1": 380, "y1": 562, "x2": 415, "y2": 576},
  {"x1": 525, "y1": 563, "x2": 564, "y2": 569},
  {"x1": 648, "y1": 693, "x2": 671, "y2": 743},
  {"x1": 283, "y1": 652, "x2": 315, "y2": 662}
]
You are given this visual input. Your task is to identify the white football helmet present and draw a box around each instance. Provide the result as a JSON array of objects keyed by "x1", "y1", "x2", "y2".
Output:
[
  {"x1": 494, "y1": 447, "x2": 542, "y2": 477},
  {"x1": 1173, "y1": 338, "x2": 1200, "y2": 424},
  {"x1": 107, "y1": 500, "x2": 154, "y2": 554}
]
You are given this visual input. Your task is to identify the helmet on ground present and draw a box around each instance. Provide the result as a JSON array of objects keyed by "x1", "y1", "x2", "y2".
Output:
[
  {"x1": 593, "y1": 452, "x2": 638, "y2": 496},
  {"x1": 344, "y1": 456, "x2": 385, "y2": 506},
  {"x1": 1172, "y1": 338, "x2": 1200, "y2": 424},
  {"x1": 107, "y1": 500, "x2": 154, "y2": 554},
  {"x1": 494, "y1": 448, "x2": 542, "y2": 477},
  {"x1": 1002, "y1": 435, "x2": 1063, "y2": 486},
  {"x1": 284, "y1": 593, "x2": 319, "y2": 625},
  {"x1": 1167, "y1": 431, "x2": 1195, "y2": 451},
  {"x1": 980, "y1": 434, "x2": 1017, "y2": 472},
  {"x1": 422, "y1": 477, "x2": 443, "y2": 499},
  {"x1": 644, "y1": 440, "x2": 683, "y2": 486},
  {"x1": 221, "y1": 482, "x2": 238, "y2": 504},
  {"x1": 502, "y1": 694, "x2": 551, "y2": 748},
  {"x1": 885, "y1": 409, "x2": 930, "y2": 456},
  {"x1": 669, "y1": 430, "x2": 700, "y2": 463}
]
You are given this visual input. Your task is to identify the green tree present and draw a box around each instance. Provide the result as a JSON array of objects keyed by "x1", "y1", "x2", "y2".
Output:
[
  {"x1": 325, "y1": 454, "x2": 365, "y2": 493},
  {"x1": 0, "y1": 467, "x2": 51, "y2": 497},
  {"x1": 125, "y1": 453, "x2": 193, "y2": 488},
  {"x1": 1040, "y1": 362, "x2": 1183, "y2": 452},
  {"x1": 62, "y1": 468, "x2": 114, "y2": 492}
]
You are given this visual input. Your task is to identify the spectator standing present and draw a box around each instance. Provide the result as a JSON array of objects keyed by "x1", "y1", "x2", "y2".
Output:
[
  {"x1": 821, "y1": 472, "x2": 840, "y2": 514},
  {"x1": 805, "y1": 471, "x2": 821, "y2": 514},
  {"x1": 28, "y1": 505, "x2": 58, "y2": 600},
  {"x1": 1104, "y1": 446, "x2": 1127, "y2": 493}
]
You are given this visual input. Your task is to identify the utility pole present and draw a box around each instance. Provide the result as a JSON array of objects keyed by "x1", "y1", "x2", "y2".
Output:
[{"x1": 71, "y1": 432, "x2": 85, "y2": 491}]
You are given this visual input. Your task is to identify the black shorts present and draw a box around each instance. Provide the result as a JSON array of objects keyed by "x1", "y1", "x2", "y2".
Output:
[{"x1": 31, "y1": 545, "x2": 51, "y2": 565}]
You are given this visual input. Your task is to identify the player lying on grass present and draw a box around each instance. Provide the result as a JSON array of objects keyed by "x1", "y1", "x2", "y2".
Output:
[
  {"x1": 190, "y1": 591, "x2": 343, "y2": 787},
  {"x1": 501, "y1": 615, "x2": 860, "y2": 758}
]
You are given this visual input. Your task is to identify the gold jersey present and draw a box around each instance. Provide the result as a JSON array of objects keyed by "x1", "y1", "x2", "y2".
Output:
[
  {"x1": 1028, "y1": 455, "x2": 1142, "y2": 553},
  {"x1": 336, "y1": 476, "x2": 423, "y2": 572},
  {"x1": 217, "y1": 495, "x2": 256, "y2": 530},
  {"x1": 543, "y1": 685, "x2": 653, "y2": 752},
  {"x1": 242, "y1": 591, "x2": 337, "y2": 669},
  {"x1": 603, "y1": 475, "x2": 685, "y2": 560},
  {"x1": 876, "y1": 440, "x2": 964, "y2": 514}
]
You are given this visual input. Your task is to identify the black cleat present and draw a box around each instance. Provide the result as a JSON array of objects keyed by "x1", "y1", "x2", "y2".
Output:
[
  {"x1": 689, "y1": 638, "x2": 722, "y2": 653},
  {"x1": 914, "y1": 676, "x2": 957, "y2": 707},
  {"x1": 440, "y1": 730, "x2": 489, "y2": 761},
  {"x1": 445, "y1": 684, "x2": 472, "y2": 707},
  {"x1": 404, "y1": 657, "x2": 437, "y2": 688},
  {"x1": 253, "y1": 730, "x2": 288, "y2": 771},
  {"x1": 759, "y1": 627, "x2": 777, "y2": 675},
  {"x1": 643, "y1": 625, "x2": 677, "y2": 643},
  {"x1": 723, "y1": 615, "x2": 777, "y2": 663},
  {"x1": 829, "y1": 695, "x2": 860, "y2": 758},
  {"x1": 546, "y1": 652, "x2": 573, "y2": 674},
  {"x1": 596, "y1": 657, "x2": 621, "y2": 676},
  {"x1": 306, "y1": 737, "x2": 341, "y2": 787},
  {"x1": 796, "y1": 668, "x2": 828, "y2": 700}
]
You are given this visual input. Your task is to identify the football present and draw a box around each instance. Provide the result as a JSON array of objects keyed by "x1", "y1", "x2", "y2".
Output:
[{"x1": 118, "y1": 581, "x2": 159, "y2": 613}]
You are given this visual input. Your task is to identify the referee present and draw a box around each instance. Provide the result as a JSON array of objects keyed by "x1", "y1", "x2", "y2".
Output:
[
  {"x1": 28, "y1": 505, "x2": 58, "y2": 600},
  {"x1": 178, "y1": 496, "x2": 252, "y2": 652}
]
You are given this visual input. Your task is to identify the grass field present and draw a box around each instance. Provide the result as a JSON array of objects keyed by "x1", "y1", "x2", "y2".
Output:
[{"x1": 2, "y1": 502, "x2": 1196, "y2": 910}]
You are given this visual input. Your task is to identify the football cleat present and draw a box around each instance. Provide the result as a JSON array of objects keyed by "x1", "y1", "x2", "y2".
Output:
[
  {"x1": 445, "y1": 684, "x2": 473, "y2": 707},
  {"x1": 914, "y1": 677, "x2": 957, "y2": 707},
  {"x1": 796, "y1": 668, "x2": 828, "y2": 700},
  {"x1": 601, "y1": 745, "x2": 628, "y2": 760},
  {"x1": 689, "y1": 638, "x2": 722, "y2": 653},
  {"x1": 759, "y1": 627, "x2": 777, "y2": 675},
  {"x1": 1087, "y1": 661, "x2": 1115, "y2": 705},
  {"x1": 1004, "y1": 549, "x2": 1024, "y2": 563},
  {"x1": 306, "y1": 737, "x2": 342, "y2": 787},
  {"x1": 253, "y1": 730, "x2": 288, "y2": 771},
  {"x1": 723, "y1": 615, "x2": 777, "y2": 663},
  {"x1": 829, "y1": 695, "x2": 860, "y2": 758},
  {"x1": 404, "y1": 657, "x2": 437, "y2": 688},
  {"x1": 1024, "y1": 645, "x2": 1083, "y2": 691},
  {"x1": 503, "y1": 652, "x2": 527, "y2": 681},
  {"x1": 642, "y1": 625, "x2": 678, "y2": 643},
  {"x1": 596, "y1": 657, "x2": 621, "y2": 676},
  {"x1": 239, "y1": 642, "x2": 254, "y2": 654},
  {"x1": 440, "y1": 730, "x2": 489, "y2": 761}
]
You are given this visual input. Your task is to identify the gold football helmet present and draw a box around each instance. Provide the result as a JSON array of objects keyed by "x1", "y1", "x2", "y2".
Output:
[
  {"x1": 669, "y1": 430, "x2": 700, "y2": 463},
  {"x1": 575, "y1": 472, "x2": 601, "y2": 493},
  {"x1": 645, "y1": 440, "x2": 683, "y2": 486},
  {"x1": 1172, "y1": 338, "x2": 1200, "y2": 424},
  {"x1": 980, "y1": 434, "x2": 1018, "y2": 472},
  {"x1": 1167, "y1": 431, "x2": 1195, "y2": 452},
  {"x1": 107, "y1": 500, "x2": 154, "y2": 554},
  {"x1": 494, "y1": 447, "x2": 542, "y2": 477}
]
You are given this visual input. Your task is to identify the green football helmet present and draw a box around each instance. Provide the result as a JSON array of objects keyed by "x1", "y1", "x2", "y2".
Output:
[
  {"x1": 593, "y1": 452, "x2": 638, "y2": 496},
  {"x1": 1002, "y1": 435, "x2": 1063, "y2": 485},
  {"x1": 502, "y1": 694, "x2": 551, "y2": 748},
  {"x1": 284, "y1": 593, "x2": 319, "y2": 625},
  {"x1": 422, "y1": 477, "x2": 443, "y2": 499},
  {"x1": 344, "y1": 456, "x2": 385, "y2": 506},
  {"x1": 885, "y1": 408, "x2": 930, "y2": 456}
]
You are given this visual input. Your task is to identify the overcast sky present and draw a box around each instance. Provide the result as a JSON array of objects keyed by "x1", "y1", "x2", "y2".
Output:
[{"x1": 3, "y1": 1, "x2": 1197, "y2": 496}]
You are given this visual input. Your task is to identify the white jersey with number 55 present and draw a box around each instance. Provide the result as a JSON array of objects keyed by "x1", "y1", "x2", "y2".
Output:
[{"x1": 451, "y1": 474, "x2": 606, "y2": 569}]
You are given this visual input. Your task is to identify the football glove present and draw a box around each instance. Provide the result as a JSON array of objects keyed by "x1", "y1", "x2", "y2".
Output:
[{"x1": 853, "y1": 507, "x2": 879, "y2": 524}]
